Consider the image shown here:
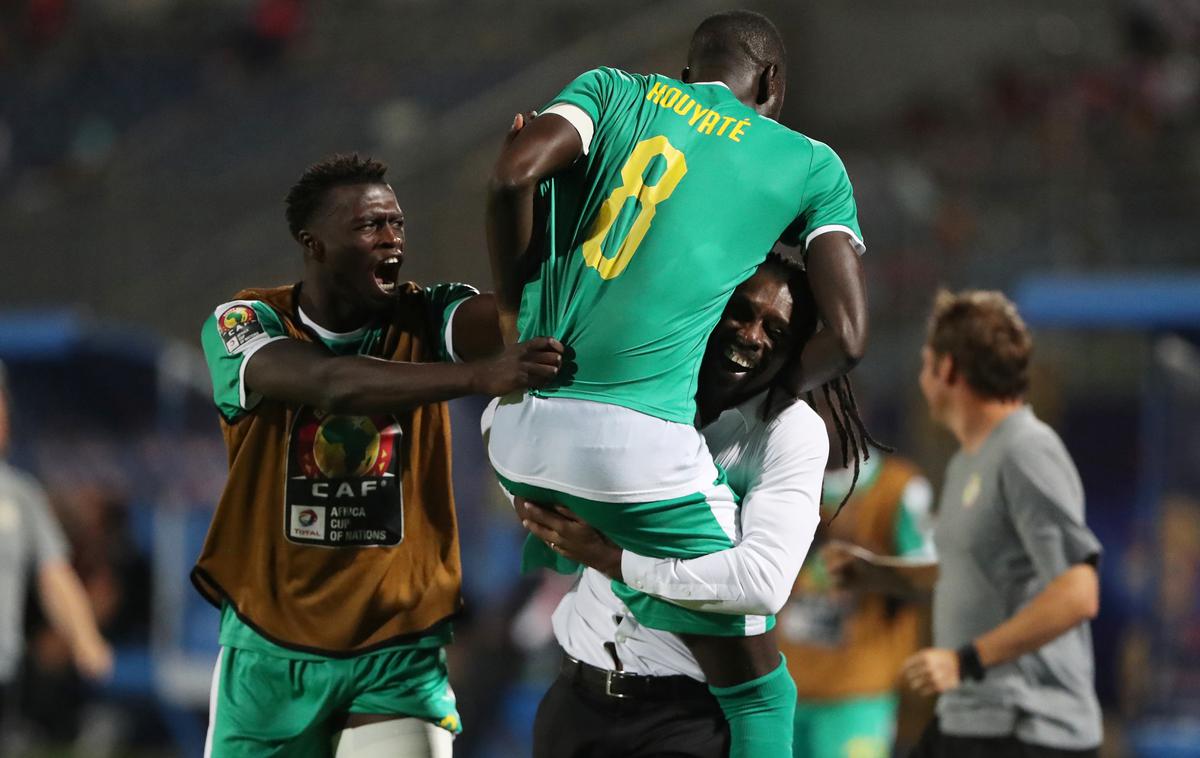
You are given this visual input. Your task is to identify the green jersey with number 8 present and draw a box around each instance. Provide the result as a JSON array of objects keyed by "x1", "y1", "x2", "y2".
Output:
[{"x1": 518, "y1": 67, "x2": 864, "y2": 424}]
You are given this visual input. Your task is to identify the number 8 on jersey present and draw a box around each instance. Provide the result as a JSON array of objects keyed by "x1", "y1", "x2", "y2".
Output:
[{"x1": 582, "y1": 135, "x2": 687, "y2": 280}]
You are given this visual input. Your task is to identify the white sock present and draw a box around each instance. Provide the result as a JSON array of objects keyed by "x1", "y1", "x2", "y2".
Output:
[{"x1": 331, "y1": 718, "x2": 453, "y2": 758}]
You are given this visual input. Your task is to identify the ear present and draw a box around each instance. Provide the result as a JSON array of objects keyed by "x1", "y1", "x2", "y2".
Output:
[
  {"x1": 680, "y1": 65, "x2": 692, "y2": 83},
  {"x1": 938, "y1": 354, "x2": 958, "y2": 385},
  {"x1": 756, "y1": 64, "x2": 784, "y2": 117},
  {"x1": 298, "y1": 230, "x2": 323, "y2": 262}
]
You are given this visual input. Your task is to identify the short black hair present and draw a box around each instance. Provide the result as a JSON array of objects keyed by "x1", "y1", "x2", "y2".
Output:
[
  {"x1": 689, "y1": 10, "x2": 787, "y2": 73},
  {"x1": 284, "y1": 153, "x2": 389, "y2": 240}
]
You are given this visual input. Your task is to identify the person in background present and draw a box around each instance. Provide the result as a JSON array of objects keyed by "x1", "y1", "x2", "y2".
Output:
[
  {"x1": 0, "y1": 362, "x2": 113, "y2": 736},
  {"x1": 835, "y1": 290, "x2": 1102, "y2": 758}
]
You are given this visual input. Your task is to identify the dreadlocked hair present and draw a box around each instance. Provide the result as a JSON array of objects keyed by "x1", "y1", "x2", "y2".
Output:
[
  {"x1": 811, "y1": 375, "x2": 893, "y2": 520},
  {"x1": 758, "y1": 251, "x2": 892, "y2": 520}
]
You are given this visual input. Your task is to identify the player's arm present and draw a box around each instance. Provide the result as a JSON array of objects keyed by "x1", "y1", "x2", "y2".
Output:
[
  {"x1": 782, "y1": 233, "x2": 868, "y2": 394},
  {"x1": 447, "y1": 293, "x2": 505, "y2": 361},
  {"x1": 487, "y1": 112, "x2": 583, "y2": 343},
  {"x1": 202, "y1": 300, "x2": 562, "y2": 421},
  {"x1": 778, "y1": 141, "x2": 869, "y2": 395},
  {"x1": 521, "y1": 408, "x2": 829, "y2": 616},
  {"x1": 823, "y1": 542, "x2": 938, "y2": 600},
  {"x1": 824, "y1": 474, "x2": 939, "y2": 600},
  {"x1": 243, "y1": 338, "x2": 561, "y2": 415}
]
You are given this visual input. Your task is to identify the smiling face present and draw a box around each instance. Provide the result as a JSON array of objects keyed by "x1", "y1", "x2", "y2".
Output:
[
  {"x1": 700, "y1": 267, "x2": 797, "y2": 408},
  {"x1": 301, "y1": 183, "x2": 406, "y2": 311}
]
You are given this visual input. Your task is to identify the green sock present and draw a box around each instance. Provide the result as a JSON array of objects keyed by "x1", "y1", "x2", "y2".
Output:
[{"x1": 708, "y1": 654, "x2": 797, "y2": 758}]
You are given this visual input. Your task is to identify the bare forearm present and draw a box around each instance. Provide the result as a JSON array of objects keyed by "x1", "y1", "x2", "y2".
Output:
[
  {"x1": 314, "y1": 358, "x2": 481, "y2": 413},
  {"x1": 486, "y1": 183, "x2": 536, "y2": 344},
  {"x1": 249, "y1": 349, "x2": 480, "y2": 414},
  {"x1": 787, "y1": 329, "x2": 860, "y2": 395},
  {"x1": 38, "y1": 563, "x2": 105, "y2": 652},
  {"x1": 974, "y1": 564, "x2": 1099, "y2": 667},
  {"x1": 781, "y1": 234, "x2": 868, "y2": 395}
]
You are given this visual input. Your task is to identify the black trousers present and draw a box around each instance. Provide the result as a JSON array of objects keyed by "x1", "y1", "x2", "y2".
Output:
[
  {"x1": 910, "y1": 718, "x2": 1100, "y2": 758},
  {"x1": 532, "y1": 671, "x2": 730, "y2": 758}
]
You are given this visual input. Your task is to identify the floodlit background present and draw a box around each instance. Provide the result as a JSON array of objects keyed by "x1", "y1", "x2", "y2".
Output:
[{"x1": 1, "y1": 1, "x2": 1198, "y2": 756}]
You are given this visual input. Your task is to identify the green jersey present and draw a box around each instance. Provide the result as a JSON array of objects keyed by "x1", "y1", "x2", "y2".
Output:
[{"x1": 518, "y1": 67, "x2": 863, "y2": 424}]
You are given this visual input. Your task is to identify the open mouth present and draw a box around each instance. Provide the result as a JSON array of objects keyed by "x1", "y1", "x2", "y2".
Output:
[
  {"x1": 721, "y1": 344, "x2": 757, "y2": 374},
  {"x1": 372, "y1": 255, "x2": 403, "y2": 295}
]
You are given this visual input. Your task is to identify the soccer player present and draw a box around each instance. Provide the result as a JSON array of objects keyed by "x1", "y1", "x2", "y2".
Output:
[
  {"x1": 839, "y1": 291, "x2": 1102, "y2": 758},
  {"x1": 485, "y1": 11, "x2": 867, "y2": 755},
  {"x1": 781, "y1": 413, "x2": 936, "y2": 758},
  {"x1": 196, "y1": 153, "x2": 563, "y2": 758}
]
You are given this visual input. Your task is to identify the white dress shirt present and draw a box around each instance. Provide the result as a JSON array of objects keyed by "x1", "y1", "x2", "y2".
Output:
[{"x1": 551, "y1": 391, "x2": 828, "y2": 679}]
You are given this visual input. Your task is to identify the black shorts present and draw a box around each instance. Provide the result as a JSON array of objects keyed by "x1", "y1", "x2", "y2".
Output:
[
  {"x1": 910, "y1": 717, "x2": 1100, "y2": 758},
  {"x1": 532, "y1": 656, "x2": 729, "y2": 758}
]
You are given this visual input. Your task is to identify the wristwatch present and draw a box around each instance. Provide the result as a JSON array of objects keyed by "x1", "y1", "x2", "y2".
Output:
[{"x1": 956, "y1": 643, "x2": 986, "y2": 682}]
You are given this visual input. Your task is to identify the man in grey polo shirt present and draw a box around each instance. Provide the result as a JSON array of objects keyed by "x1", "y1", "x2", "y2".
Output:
[
  {"x1": 832, "y1": 290, "x2": 1101, "y2": 757},
  {"x1": 0, "y1": 364, "x2": 113, "y2": 730}
]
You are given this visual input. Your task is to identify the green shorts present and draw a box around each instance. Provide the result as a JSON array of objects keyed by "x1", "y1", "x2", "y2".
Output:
[
  {"x1": 205, "y1": 641, "x2": 460, "y2": 758},
  {"x1": 792, "y1": 693, "x2": 898, "y2": 758},
  {"x1": 497, "y1": 472, "x2": 774, "y2": 638}
]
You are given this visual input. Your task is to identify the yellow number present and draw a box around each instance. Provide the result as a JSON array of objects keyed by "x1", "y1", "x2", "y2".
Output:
[{"x1": 581, "y1": 135, "x2": 688, "y2": 280}]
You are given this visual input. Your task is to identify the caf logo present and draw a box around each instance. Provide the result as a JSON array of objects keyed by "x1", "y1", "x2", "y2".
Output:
[{"x1": 294, "y1": 412, "x2": 396, "y2": 480}]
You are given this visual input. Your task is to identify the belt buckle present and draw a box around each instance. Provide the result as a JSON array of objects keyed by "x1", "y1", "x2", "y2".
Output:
[{"x1": 604, "y1": 670, "x2": 630, "y2": 699}]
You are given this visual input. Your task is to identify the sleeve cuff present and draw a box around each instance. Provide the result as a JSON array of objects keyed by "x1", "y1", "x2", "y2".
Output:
[
  {"x1": 443, "y1": 297, "x2": 471, "y2": 363},
  {"x1": 620, "y1": 551, "x2": 657, "y2": 591},
  {"x1": 542, "y1": 102, "x2": 595, "y2": 156},
  {"x1": 237, "y1": 335, "x2": 288, "y2": 411},
  {"x1": 805, "y1": 225, "x2": 866, "y2": 255}
]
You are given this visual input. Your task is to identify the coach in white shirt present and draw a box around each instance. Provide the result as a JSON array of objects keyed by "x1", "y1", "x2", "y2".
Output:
[{"x1": 518, "y1": 254, "x2": 847, "y2": 758}]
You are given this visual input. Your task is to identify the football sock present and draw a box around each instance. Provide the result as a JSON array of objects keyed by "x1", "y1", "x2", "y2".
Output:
[{"x1": 708, "y1": 654, "x2": 797, "y2": 758}]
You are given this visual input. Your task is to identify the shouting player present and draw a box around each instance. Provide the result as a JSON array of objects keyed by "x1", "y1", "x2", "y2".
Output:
[
  {"x1": 485, "y1": 11, "x2": 867, "y2": 755},
  {"x1": 196, "y1": 154, "x2": 562, "y2": 757}
]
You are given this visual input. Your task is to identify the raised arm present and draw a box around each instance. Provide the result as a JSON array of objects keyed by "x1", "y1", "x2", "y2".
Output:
[
  {"x1": 486, "y1": 113, "x2": 584, "y2": 343},
  {"x1": 781, "y1": 232, "x2": 868, "y2": 395},
  {"x1": 447, "y1": 293, "x2": 505, "y2": 361}
]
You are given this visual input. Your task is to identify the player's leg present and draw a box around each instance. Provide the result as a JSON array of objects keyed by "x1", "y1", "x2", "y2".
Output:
[
  {"x1": 702, "y1": 649, "x2": 797, "y2": 758},
  {"x1": 338, "y1": 645, "x2": 459, "y2": 757},
  {"x1": 804, "y1": 694, "x2": 897, "y2": 758},
  {"x1": 205, "y1": 647, "x2": 339, "y2": 758},
  {"x1": 331, "y1": 718, "x2": 452, "y2": 758}
]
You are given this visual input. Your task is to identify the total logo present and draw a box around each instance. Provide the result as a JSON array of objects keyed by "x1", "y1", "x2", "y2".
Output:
[{"x1": 290, "y1": 505, "x2": 326, "y2": 540}]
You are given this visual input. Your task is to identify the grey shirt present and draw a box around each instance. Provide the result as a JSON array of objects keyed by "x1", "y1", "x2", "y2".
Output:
[
  {"x1": 934, "y1": 406, "x2": 1102, "y2": 750},
  {"x1": 0, "y1": 461, "x2": 69, "y2": 683}
]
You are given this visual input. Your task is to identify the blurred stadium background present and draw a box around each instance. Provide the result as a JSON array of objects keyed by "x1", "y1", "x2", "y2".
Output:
[{"x1": 1, "y1": 0, "x2": 1198, "y2": 756}]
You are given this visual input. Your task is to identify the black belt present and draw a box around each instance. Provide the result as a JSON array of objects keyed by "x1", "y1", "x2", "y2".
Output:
[{"x1": 561, "y1": 653, "x2": 711, "y2": 701}]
